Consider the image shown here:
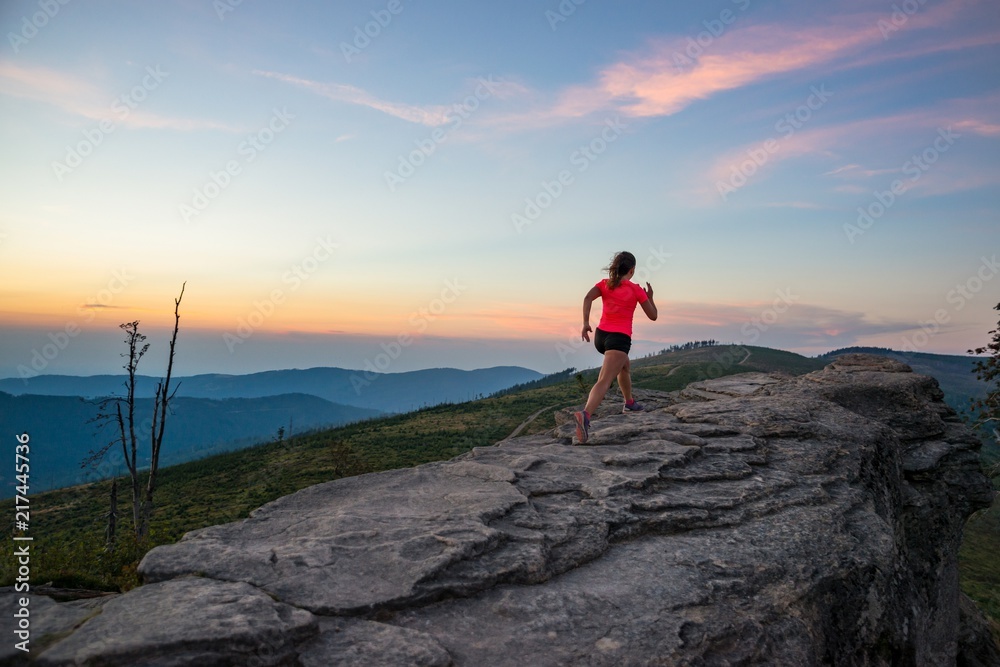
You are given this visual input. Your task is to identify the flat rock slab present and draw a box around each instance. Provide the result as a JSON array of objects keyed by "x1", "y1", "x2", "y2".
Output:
[
  {"x1": 139, "y1": 462, "x2": 529, "y2": 614},
  {"x1": 34, "y1": 577, "x2": 316, "y2": 667},
  {"x1": 0, "y1": 589, "x2": 111, "y2": 666},
  {"x1": 392, "y1": 500, "x2": 889, "y2": 666},
  {"x1": 27, "y1": 354, "x2": 998, "y2": 666}
]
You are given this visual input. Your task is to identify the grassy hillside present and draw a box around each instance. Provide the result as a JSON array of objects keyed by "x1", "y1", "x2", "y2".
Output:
[
  {"x1": 961, "y1": 482, "x2": 1000, "y2": 625},
  {"x1": 2, "y1": 344, "x2": 996, "y2": 629}
]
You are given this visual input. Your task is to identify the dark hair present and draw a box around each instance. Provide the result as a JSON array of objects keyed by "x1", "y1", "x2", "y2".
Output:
[{"x1": 605, "y1": 251, "x2": 637, "y2": 289}]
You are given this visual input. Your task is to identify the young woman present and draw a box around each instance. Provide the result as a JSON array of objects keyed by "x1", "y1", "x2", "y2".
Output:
[{"x1": 574, "y1": 251, "x2": 657, "y2": 444}]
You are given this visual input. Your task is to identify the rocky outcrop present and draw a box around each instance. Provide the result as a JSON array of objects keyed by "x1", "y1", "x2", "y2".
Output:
[{"x1": 5, "y1": 354, "x2": 998, "y2": 665}]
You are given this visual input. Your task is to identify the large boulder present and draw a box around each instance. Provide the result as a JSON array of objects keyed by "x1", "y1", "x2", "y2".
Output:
[{"x1": 9, "y1": 354, "x2": 998, "y2": 665}]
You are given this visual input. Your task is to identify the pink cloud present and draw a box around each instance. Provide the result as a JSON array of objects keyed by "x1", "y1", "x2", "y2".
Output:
[
  {"x1": 0, "y1": 61, "x2": 102, "y2": 113},
  {"x1": 494, "y1": 0, "x2": 998, "y2": 133},
  {"x1": 596, "y1": 21, "x2": 875, "y2": 120},
  {"x1": 955, "y1": 119, "x2": 1000, "y2": 137}
]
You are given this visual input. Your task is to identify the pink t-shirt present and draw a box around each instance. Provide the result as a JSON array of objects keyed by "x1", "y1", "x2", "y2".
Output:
[{"x1": 595, "y1": 279, "x2": 648, "y2": 336}]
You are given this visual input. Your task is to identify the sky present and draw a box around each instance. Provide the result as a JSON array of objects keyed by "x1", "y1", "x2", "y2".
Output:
[{"x1": 1, "y1": 0, "x2": 999, "y2": 379}]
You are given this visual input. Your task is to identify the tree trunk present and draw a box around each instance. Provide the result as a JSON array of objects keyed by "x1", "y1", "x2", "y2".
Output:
[
  {"x1": 137, "y1": 283, "x2": 185, "y2": 540},
  {"x1": 105, "y1": 478, "x2": 117, "y2": 548}
]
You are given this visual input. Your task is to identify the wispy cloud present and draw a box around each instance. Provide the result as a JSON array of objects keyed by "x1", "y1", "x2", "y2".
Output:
[
  {"x1": 254, "y1": 69, "x2": 455, "y2": 126},
  {"x1": 447, "y1": 300, "x2": 918, "y2": 351},
  {"x1": 248, "y1": 1, "x2": 999, "y2": 140},
  {"x1": 823, "y1": 164, "x2": 861, "y2": 177},
  {"x1": 642, "y1": 301, "x2": 921, "y2": 351},
  {"x1": 955, "y1": 119, "x2": 1000, "y2": 137},
  {"x1": 253, "y1": 69, "x2": 529, "y2": 129},
  {"x1": 0, "y1": 61, "x2": 239, "y2": 132},
  {"x1": 79, "y1": 303, "x2": 129, "y2": 310},
  {"x1": 761, "y1": 201, "x2": 826, "y2": 210},
  {"x1": 696, "y1": 93, "x2": 1000, "y2": 201}
]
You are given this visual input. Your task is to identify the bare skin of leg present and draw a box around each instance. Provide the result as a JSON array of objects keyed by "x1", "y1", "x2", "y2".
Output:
[
  {"x1": 617, "y1": 356, "x2": 633, "y2": 404},
  {"x1": 585, "y1": 350, "x2": 629, "y2": 416}
]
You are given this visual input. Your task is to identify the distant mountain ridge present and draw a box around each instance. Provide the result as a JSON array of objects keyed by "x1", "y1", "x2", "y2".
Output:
[
  {"x1": 0, "y1": 365, "x2": 542, "y2": 496},
  {"x1": 0, "y1": 391, "x2": 382, "y2": 496},
  {"x1": 0, "y1": 365, "x2": 543, "y2": 414}
]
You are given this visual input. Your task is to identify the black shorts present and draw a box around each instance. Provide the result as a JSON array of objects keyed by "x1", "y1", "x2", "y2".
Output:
[{"x1": 594, "y1": 328, "x2": 631, "y2": 355}]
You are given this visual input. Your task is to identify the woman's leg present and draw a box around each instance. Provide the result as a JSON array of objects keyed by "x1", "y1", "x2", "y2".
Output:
[
  {"x1": 585, "y1": 350, "x2": 629, "y2": 415},
  {"x1": 617, "y1": 356, "x2": 632, "y2": 403}
]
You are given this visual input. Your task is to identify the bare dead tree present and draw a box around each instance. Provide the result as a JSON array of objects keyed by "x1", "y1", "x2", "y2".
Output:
[
  {"x1": 138, "y1": 282, "x2": 185, "y2": 539},
  {"x1": 83, "y1": 283, "x2": 186, "y2": 541},
  {"x1": 105, "y1": 477, "x2": 118, "y2": 549},
  {"x1": 83, "y1": 320, "x2": 148, "y2": 535}
]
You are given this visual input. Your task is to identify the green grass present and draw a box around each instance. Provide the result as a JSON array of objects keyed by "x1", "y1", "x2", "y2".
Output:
[
  {"x1": 2, "y1": 344, "x2": 997, "y2": 632},
  {"x1": 960, "y1": 476, "x2": 1000, "y2": 630}
]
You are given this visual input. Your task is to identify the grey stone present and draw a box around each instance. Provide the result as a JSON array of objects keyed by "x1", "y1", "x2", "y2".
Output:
[
  {"x1": 31, "y1": 354, "x2": 999, "y2": 665},
  {"x1": 298, "y1": 618, "x2": 452, "y2": 667},
  {"x1": 35, "y1": 577, "x2": 316, "y2": 666},
  {"x1": 0, "y1": 589, "x2": 112, "y2": 666}
]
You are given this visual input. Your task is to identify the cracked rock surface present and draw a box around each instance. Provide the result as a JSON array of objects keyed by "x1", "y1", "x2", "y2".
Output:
[{"x1": 7, "y1": 354, "x2": 998, "y2": 666}]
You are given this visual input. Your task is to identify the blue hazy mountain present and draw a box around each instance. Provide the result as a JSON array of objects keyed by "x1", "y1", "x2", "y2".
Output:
[
  {"x1": 0, "y1": 391, "x2": 383, "y2": 496},
  {"x1": 0, "y1": 365, "x2": 542, "y2": 496},
  {"x1": 0, "y1": 366, "x2": 543, "y2": 414}
]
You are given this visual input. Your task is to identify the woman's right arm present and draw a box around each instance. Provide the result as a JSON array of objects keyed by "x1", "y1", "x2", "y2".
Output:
[{"x1": 582, "y1": 286, "x2": 600, "y2": 341}]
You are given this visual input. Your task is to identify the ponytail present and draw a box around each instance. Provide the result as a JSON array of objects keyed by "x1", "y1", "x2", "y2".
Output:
[{"x1": 605, "y1": 251, "x2": 637, "y2": 289}]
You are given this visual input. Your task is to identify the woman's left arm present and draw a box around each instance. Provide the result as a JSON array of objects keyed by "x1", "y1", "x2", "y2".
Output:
[{"x1": 640, "y1": 282, "x2": 657, "y2": 321}]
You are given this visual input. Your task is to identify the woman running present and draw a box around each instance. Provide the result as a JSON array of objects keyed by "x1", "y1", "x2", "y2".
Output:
[{"x1": 574, "y1": 251, "x2": 657, "y2": 444}]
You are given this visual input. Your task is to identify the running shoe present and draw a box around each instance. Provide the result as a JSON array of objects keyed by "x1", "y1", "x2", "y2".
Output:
[
  {"x1": 573, "y1": 410, "x2": 590, "y2": 444},
  {"x1": 622, "y1": 400, "x2": 645, "y2": 414}
]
